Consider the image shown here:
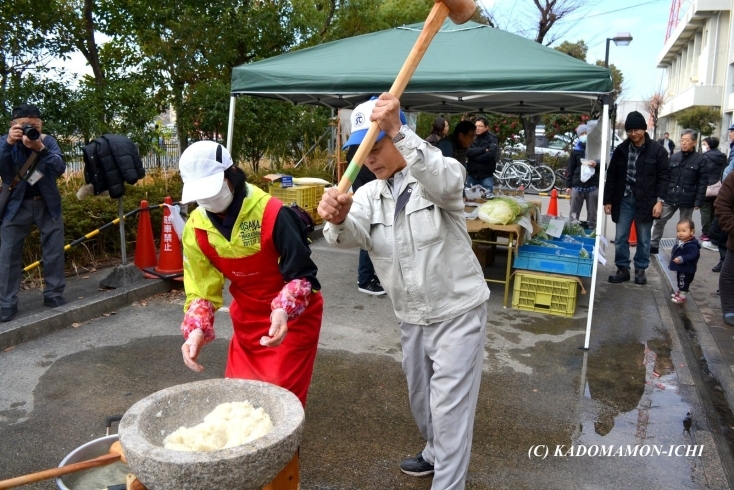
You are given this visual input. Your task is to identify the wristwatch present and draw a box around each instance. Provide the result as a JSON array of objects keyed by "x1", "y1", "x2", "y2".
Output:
[
  {"x1": 656, "y1": 198, "x2": 665, "y2": 204},
  {"x1": 392, "y1": 125, "x2": 410, "y2": 144}
]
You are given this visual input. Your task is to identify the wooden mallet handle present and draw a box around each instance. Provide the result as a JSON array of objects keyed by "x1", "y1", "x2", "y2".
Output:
[
  {"x1": 336, "y1": 0, "x2": 475, "y2": 194},
  {"x1": 0, "y1": 441, "x2": 125, "y2": 489}
]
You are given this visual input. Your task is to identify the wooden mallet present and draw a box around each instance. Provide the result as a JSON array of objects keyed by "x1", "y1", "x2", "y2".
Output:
[
  {"x1": 336, "y1": 0, "x2": 476, "y2": 194},
  {"x1": 0, "y1": 441, "x2": 126, "y2": 489}
]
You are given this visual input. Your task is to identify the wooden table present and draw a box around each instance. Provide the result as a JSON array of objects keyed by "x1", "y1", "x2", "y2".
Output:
[{"x1": 466, "y1": 220, "x2": 525, "y2": 308}]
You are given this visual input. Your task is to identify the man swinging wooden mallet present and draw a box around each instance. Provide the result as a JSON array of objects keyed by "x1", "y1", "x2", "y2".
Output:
[{"x1": 318, "y1": 1, "x2": 488, "y2": 488}]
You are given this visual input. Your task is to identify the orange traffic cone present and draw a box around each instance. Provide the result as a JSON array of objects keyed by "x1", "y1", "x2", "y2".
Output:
[
  {"x1": 134, "y1": 200, "x2": 158, "y2": 271},
  {"x1": 629, "y1": 221, "x2": 637, "y2": 247},
  {"x1": 146, "y1": 196, "x2": 184, "y2": 279},
  {"x1": 547, "y1": 188, "x2": 559, "y2": 217}
]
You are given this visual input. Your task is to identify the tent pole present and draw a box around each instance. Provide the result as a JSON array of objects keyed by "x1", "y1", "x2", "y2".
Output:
[
  {"x1": 582, "y1": 96, "x2": 611, "y2": 350},
  {"x1": 226, "y1": 96, "x2": 236, "y2": 153}
]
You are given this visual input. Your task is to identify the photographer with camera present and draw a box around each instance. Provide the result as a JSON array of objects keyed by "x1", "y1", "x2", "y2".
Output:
[{"x1": 0, "y1": 103, "x2": 67, "y2": 322}]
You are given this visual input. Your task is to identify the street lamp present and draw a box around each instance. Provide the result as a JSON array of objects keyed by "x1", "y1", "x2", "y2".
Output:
[{"x1": 604, "y1": 32, "x2": 633, "y2": 67}]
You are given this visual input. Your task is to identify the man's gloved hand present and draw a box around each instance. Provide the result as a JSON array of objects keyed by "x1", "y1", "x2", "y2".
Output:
[
  {"x1": 261, "y1": 309, "x2": 288, "y2": 347},
  {"x1": 181, "y1": 328, "x2": 205, "y2": 372}
]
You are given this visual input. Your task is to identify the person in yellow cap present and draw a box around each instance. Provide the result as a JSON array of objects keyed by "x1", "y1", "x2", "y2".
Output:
[{"x1": 177, "y1": 141, "x2": 323, "y2": 407}]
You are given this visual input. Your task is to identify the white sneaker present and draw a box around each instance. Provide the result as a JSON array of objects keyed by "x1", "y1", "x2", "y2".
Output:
[{"x1": 702, "y1": 241, "x2": 718, "y2": 251}]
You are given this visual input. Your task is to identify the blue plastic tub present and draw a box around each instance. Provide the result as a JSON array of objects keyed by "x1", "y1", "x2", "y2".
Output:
[{"x1": 514, "y1": 244, "x2": 593, "y2": 277}]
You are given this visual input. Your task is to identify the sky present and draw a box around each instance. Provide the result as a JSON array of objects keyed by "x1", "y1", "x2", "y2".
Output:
[
  {"x1": 57, "y1": 0, "x2": 672, "y2": 103},
  {"x1": 478, "y1": 0, "x2": 673, "y2": 102}
]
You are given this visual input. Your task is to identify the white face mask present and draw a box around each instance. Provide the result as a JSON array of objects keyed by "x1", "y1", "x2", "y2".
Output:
[
  {"x1": 197, "y1": 180, "x2": 233, "y2": 213},
  {"x1": 579, "y1": 135, "x2": 587, "y2": 144},
  {"x1": 702, "y1": 145, "x2": 709, "y2": 152}
]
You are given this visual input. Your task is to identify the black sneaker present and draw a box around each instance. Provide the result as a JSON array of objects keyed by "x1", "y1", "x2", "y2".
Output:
[
  {"x1": 0, "y1": 306, "x2": 18, "y2": 322},
  {"x1": 634, "y1": 269, "x2": 647, "y2": 285},
  {"x1": 43, "y1": 296, "x2": 67, "y2": 308},
  {"x1": 713, "y1": 260, "x2": 723, "y2": 273},
  {"x1": 400, "y1": 452, "x2": 434, "y2": 477},
  {"x1": 608, "y1": 267, "x2": 630, "y2": 283},
  {"x1": 358, "y1": 278, "x2": 386, "y2": 296},
  {"x1": 649, "y1": 246, "x2": 659, "y2": 255}
]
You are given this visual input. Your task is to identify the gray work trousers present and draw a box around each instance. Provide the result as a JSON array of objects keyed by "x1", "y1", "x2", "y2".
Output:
[
  {"x1": 401, "y1": 302, "x2": 487, "y2": 490},
  {"x1": 651, "y1": 203, "x2": 693, "y2": 248},
  {"x1": 569, "y1": 188, "x2": 598, "y2": 230},
  {"x1": 0, "y1": 198, "x2": 65, "y2": 307}
]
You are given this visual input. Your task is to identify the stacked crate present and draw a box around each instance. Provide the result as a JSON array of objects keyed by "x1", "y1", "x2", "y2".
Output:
[{"x1": 268, "y1": 184, "x2": 325, "y2": 224}]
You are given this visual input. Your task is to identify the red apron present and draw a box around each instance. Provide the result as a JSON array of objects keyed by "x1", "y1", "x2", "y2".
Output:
[{"x1": 195, "y1": 198, "x2": 323, "y2": 407}]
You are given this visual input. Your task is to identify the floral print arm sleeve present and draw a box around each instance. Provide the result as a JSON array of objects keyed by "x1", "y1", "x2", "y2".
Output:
[
  {"x1": 271, "y1": 279, "x2": 313, "y2": 319},
  {"x1": 180, "y1": 298, "x2": 216, "y2": 343}
]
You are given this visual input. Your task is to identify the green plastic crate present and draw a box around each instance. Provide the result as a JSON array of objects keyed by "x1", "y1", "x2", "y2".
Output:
[{"x1": 511, "y1": 271, "x2": 578, "y2": 317}]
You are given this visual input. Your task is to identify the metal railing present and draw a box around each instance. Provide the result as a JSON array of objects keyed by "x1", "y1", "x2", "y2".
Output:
[{"x1": 64, "y1": 142, "x2": 181, "y2": 173}]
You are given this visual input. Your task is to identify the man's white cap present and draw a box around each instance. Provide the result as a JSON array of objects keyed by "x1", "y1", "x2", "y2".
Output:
[{"x1": 179, "y1": 141, "x2": 233, "y2": 203}]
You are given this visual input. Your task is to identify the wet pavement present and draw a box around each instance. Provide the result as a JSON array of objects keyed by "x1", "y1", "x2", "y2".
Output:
[{"x1": 1, "y1": 217, "x2": 732, "y2": 489}]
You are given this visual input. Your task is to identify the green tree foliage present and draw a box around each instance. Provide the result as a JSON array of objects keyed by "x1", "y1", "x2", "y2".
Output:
[
  {"x1": 594, "y1": 60, "x2": 624, "y2": 101},
  {"x1": 674, "y1": 106, "x2": 721, "y2": 138},
  {"x1": 554, "y1": 40, "x2": 588, "y2": 61}
]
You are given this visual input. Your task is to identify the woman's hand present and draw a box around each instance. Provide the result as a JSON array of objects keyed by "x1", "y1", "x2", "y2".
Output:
[
  {"x1": 182, "y1": 328, "x2": 205, "y2": 372},
  {"x1": 261, "y1": 309, "x2": 288, "y2": 347}
]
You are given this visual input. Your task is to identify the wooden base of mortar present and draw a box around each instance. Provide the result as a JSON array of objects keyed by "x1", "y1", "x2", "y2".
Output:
[{"x1": 263, "y1": 451, "x2": 299, "y2": 490}]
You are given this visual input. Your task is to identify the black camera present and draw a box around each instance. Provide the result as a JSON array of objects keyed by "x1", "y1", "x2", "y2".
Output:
[{"x1": 21, "y1": 123, "x2": 40, "y2": 141}]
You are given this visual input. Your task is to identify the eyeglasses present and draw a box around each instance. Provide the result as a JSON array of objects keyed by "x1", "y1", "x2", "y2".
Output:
[
  {"x1": 680, "y1": 138, "x2": 693, "y2": 143},
  {"x1": 475, "y1": 124, "x2": 486, "y2": 129}
]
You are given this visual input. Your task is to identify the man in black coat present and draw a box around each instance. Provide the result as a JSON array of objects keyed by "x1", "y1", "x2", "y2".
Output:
[
  {"x1": 657, "y1": 132, "x2": 675, "y2": 156},
  {"x1": 700, "y1": 136, "x2": 727, "y2": 242},
  {"x1": 465, "y1": 116, "x2": 498, "y2": 197},
  {"x1": 650, "y1": 128, "x2": 707, "y2": 255},
  {"x1": 603, "y1": 111, "x2": 670, "y2": 285}
]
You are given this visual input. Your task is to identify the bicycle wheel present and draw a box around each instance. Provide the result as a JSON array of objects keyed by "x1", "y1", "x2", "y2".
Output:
[
  {"x1": 530, "y1": 164, "x2": 556, "y2": 193},
  {"x1": 501, "y1": 162, "x2": 531, "y2": 190},
  {"x1": 554, "y1": 168, "x2": 567, "y2": 191}
]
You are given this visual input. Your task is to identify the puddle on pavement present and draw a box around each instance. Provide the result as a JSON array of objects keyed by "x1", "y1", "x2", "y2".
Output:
[
  {"x1": 679, "y1": 312, "x2": 734, "y2": 459},
  {"x1": 578, "y1": 338, "x2": 699, "y2": 488}
]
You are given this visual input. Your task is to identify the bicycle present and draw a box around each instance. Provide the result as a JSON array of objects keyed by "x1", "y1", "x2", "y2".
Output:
[{"x1": 499, "y1": 159, "x2": 556, "y2": 192}]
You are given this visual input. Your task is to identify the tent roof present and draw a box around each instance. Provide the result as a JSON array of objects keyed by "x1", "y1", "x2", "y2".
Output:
[{"x1": 230, "y1": 21, "x2": 613, "y2": 116}]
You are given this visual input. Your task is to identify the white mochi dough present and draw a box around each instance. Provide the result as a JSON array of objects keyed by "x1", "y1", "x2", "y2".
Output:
[{"x1": 163, "y1": 401, "x2": 273, "y2": 451}]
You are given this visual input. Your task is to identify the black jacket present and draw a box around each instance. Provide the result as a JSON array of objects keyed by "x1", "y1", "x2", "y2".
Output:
[
  {"x1": 665, "y1": 150, "x2": 707, "y2": 208},
  {"x1": 437, "y1": 135, "x2": 468, "y2": 166},
  {"x1": 703, "y1": 148, "x2": 727, "y2": 185},
  {"x1": 465, "y1": 131, "x2": 498, "y2": 179},
  {"x1": 657, "y1": 137, "x2": 675, "y2": 154},
  {"x1": 83, "y1": 134, "x2": 145, "y2": 199},
  {"x1": 565, "y1": 144, "x2": 599, "y2": 189},
  {"x1": 603, "y1": 134, "x2": 670, "y2": 224}
]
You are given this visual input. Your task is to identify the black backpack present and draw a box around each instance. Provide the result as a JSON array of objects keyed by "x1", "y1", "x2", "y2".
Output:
[{"x1": 288, "y1": 203, "x2": 315, "y2": 234}]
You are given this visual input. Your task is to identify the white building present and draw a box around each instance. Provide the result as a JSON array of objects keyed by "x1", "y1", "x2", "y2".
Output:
[{"x1": 656, "y1": 0, "x2": 731, "y2": 143}]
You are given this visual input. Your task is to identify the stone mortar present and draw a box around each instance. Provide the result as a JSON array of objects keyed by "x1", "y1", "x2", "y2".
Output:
[{"x1": 118, "y1": 378, "x2": 304, "y2": 490}]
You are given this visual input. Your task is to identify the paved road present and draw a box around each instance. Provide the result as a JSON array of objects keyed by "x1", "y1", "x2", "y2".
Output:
[{"x1": 1, "y1": 230, "x2": 731, "y2": 489}]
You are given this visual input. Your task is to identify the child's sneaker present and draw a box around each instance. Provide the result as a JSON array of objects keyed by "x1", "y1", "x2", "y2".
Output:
[
  {"x1": 671, "y1": 290, "x2": 680, "y2": 298},
  {"x1": 672, "y1": 292, "x2": 687, "y2": 304}
]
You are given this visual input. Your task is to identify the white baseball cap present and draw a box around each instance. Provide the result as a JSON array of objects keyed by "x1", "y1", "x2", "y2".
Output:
[
  {"x1": 179, "y1": 141, "x2": 233, "y2": 203},
  {"x1": 342, "y1": 97, "x2": 407, "y2": 149}
]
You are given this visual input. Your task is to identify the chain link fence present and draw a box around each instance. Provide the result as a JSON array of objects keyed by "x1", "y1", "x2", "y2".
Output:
[{"x1": 64, "y1": 142, "x2": 181, "y2": 173}]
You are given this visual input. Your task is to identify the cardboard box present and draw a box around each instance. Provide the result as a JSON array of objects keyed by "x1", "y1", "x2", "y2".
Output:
[{"x1": 472, "y1": 243, "x2": 496, "y2": 268}]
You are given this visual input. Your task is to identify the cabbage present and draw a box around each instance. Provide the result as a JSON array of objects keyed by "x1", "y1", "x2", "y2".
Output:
[{"x1": 478, "y1": 197, "x2": 525, "y2": 225}]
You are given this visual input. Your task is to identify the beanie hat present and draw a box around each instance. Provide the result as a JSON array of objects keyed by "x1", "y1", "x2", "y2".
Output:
[
  {"x1": 624, "y1": 111, "x2": 647, "y2": 131},
  {"x1": 11, "y1": 103, "x2": 42, "y2": 120},
  {"x1": 575, "y1": 124, "x2": 589, "y2": 137}
]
